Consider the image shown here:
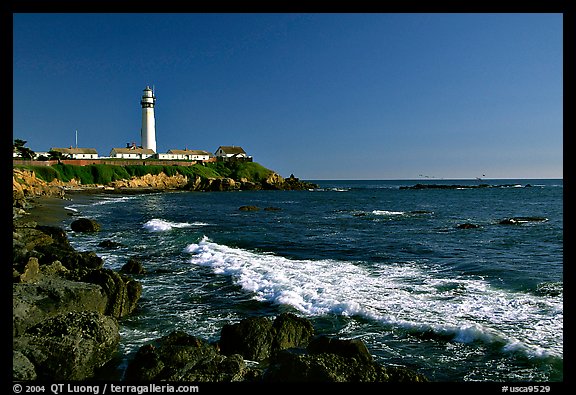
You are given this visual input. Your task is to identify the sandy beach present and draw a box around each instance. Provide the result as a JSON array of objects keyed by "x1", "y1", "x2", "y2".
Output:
[{"x1": 22, "y1": 196, "x2": 77, "y2": 227}]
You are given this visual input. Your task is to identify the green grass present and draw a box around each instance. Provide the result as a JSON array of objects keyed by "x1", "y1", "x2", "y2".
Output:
[{"x1": 14, "y1": 161, "x2": 274, "y2": 185}]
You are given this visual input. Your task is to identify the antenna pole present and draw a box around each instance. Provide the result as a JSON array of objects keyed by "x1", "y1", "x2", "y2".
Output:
[{"x1": 75, "y1": 130, "x2": 78, "y2": 148}]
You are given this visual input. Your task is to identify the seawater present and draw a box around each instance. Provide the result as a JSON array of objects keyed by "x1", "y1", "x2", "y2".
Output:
[{"x1": 63, "y1": 179, "x2": 563, "y2": 382}]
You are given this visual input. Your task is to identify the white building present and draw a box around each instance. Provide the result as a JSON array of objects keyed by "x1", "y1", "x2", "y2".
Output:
[
  {"x1": 157, "y1": 149, "x2": 212, "y2": 161},
  {"x1": 140, "y1": 86, "x2": 157, "y2": 153},
  {"x1": 50, "y1": 147, "x2": 99, "y2": 159},
  {"x1": 214, "y1": 146, "x2": 251, "y2": 161},
  {"x1": 109, "y1": 147, "x2": 155, "y2": 159}
]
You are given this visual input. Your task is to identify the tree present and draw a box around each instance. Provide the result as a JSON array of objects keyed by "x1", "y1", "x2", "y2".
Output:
[
  {"x1": 13, "y1": 139, "x2": 36, "y2": 160},
  {"x1": 48, "y1": 150, "x2": 66, "y2": 160}
]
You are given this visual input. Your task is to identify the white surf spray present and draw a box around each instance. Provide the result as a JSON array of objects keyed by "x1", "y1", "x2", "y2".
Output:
[
  {"x1": 185, "y1": 236, "x2": 562, "y2": 359},
  {"x1": 144, "y1": 219, "x2": 208, "y2": 232}
]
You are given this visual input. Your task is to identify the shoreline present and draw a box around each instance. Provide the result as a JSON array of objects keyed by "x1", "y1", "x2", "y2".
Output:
[
  {"x1": 20, "y1": 187, "x2": 178, "y2": 228},
  {"x1": 19, "y1": 195, "x2": 74, "y2": 227}
]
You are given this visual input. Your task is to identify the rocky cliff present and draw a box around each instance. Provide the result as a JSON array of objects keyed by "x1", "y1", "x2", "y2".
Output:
[
  {"x1": 12, "y1": 217, "x2": 143, "y2": 380},
  {"x1": 13, "y1": 168, "x2": 69, "y2": 207},
  {"x1": 13, "y1": 166, "x2": 318, "y2": 197}
]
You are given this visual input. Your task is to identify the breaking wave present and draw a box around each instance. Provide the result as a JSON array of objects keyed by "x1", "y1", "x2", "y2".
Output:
[
  {"x1": 143, "y1": 218, "x2": 209, "y2": 232},
  {"x1": 184, "y1": 236, "x2": 563, "y2": 359}
]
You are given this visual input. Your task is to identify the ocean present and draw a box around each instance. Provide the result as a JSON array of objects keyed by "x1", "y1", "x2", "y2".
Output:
[{"x1": 61, "y1": 179, "x2": 563, "y2": 382}]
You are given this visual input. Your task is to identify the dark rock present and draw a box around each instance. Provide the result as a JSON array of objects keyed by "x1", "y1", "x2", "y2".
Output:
[
  {"x1": 125, "y1": 331, "x2": 250, "y2": 382},
  {"x1": 219, "y1": 316, "x2": 274, "y2": 360},
  {"x1": 263, "y1": 348, "x2": 427, "y2": 382},
  {"x1": 498, "y1": 216, "x2": 548, "y2": 225},
  {"x1": 124, "y1": 344, "x2": 165, "y2": 381},
  {"x1": 82, "y1": 268, "x2": 142, "y2": 318},
  {"x1": 307, "y1": 335, "x2": 373, "y2": 363},
  {"x1": 120, "y1": 257, "x2": 146, "y2": 275},
  {"x1": 13, "y1": 276, "x2": 107, "y2": 337},
  {"x1": 272, "y1": 312, "x2": 315, "y2": 352},
  {"x1": 71, "y1": 218, "x2": 101, "y2": 232},
  {"x1": 219, "y1": 313, "x2": 314, "y2": 361},
  {"x1": 239, "y1": 205, "x2": 260, "y2": 211},
  {"x1": 124, "y1": 315, "x2": 428, "y2": 383},
  {"x1": 13, "y1": 227, "x2": 55, "y2": 258},
  {"x1": 12, "y1": 224, "x2": 103, "y2": 274},
  {"x1": 98, "y1": 240, "x2": 124, "y2": 249},
  {"x1": 35, "y1": 225, "x2": 70, "y2": 246},
  {"x1": 35, "y1": 244, "x2": 104, "y2": 272},
  {"x1": 14, "y1": 311, "x2": 120, "y2": 380},
  {"x1": 281, "y1": 177, "x2": 318, "y2": 191},
  {"x1": 13, "y1": 351, "x2": 37, "y2": 381},
  {"x1": 456, "y1": 223, "x2": 481, "y2": 229},
  {"x1": 193, "y1": 177, "x2": 239, "y2": 192}
]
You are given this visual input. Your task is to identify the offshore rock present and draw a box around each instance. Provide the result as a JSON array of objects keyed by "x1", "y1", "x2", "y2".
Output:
[
  {"x1": 98, "y1": 239, "x2": 125, "y2": 249},
  {"x1": 71, "y1": 217, "x2": 101, "y2": 232},
  {"x1": 498, "y1": 216, "x2": 548, "y2": 225},
  {"x1": 262, "y1": 173, "x2": 318, "y2": 191},
  {"x1": 239, "y1": 205, "x2": 260, "y2": 211},
  {"x1": 456, "y1": 223, "x2": 481, "y2": 229},
  {"x1": 14, "y1": 311, "x2": 120, "y2": 381},
  {"x1": 120, "y1": 256, "x2": 146, "y2": 275}
]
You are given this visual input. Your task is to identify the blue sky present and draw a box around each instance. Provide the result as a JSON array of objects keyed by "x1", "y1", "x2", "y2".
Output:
[{"x1": 13, "y1": 13, "x2": 563, "y2": 180}]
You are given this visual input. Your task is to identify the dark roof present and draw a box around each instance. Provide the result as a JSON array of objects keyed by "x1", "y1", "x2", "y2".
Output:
[
  {"x1": 51, "y1": 147, "x2": 98, "y2": 154},
  {"x1": 216, "y1": 146, "x2": 246, "y2": 155}
]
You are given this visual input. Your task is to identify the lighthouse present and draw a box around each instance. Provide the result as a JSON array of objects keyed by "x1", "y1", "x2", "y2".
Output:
[{"x1": 140, "y1": 86, "x2": 157, "y2": 152}]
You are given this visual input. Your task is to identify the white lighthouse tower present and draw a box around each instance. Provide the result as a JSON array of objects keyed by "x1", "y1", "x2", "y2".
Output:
[{"x1": 140, "y1": 86, "x2": 157, "y2": 153}]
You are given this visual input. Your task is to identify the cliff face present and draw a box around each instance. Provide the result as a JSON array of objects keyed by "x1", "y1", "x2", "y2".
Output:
[
  {"x1": 109, "y1": 172, "x2": 189, "y2": 189},
  {"x1": 13, "y1": 169, "x2": 70, "y2": 207},
  {"x1": 12, "y1": 167, "x2": 318, "y2": 203}
]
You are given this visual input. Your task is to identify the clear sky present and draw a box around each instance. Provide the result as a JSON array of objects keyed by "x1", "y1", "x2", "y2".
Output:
[{"x1": 13, "y1": 13, "x2": 563, "y2": 180}]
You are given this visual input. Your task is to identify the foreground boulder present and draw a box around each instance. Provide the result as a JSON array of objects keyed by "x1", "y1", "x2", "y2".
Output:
[
  {"x1": 218, "y1": 313, "x2": 314, "y2": 361},
  {"x1": 124, "y1": 331, "x2": 251, "y2": 382},
  {"x1": 263, "y1": 347, "x2": 428, "y2": 382},
  {"x1": 126, "y1": 314, "x2": 427, "y2": 382},
  {"x1": 13, "y1": 216, "x2": 142, "y2": 380},
  {"x1": 13, "y1": 311, "x2": 120, "y2": 381},
  {"x1": 13, "y1": 276, "x2": 107, "y2": 337}
]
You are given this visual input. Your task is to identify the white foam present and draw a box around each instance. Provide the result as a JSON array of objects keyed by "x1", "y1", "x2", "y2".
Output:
[
  {"x1": 184, "y1": 237, "x2": 563, "y2": 359},
  {"x1": 372, "y1": 210, "x2": 405, "y2": 216},
  {"x1": 64, "y1": 205, "x2": 78, "y2": 212},
  {"x1": 91, "y1": 195, "x2": 139, "y2": 206},
  {"x1": 143, "y1": 218, "x2": 206, "y2": 232}
]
